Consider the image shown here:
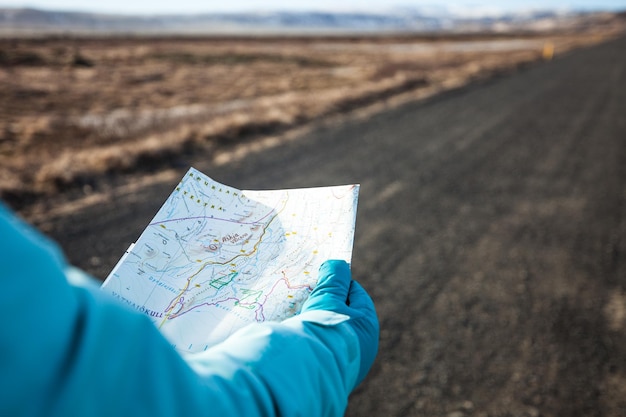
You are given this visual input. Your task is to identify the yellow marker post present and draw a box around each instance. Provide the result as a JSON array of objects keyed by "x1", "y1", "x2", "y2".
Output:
[{"x1": 542, "y1": 42, "x2": 555, "y2": 61}]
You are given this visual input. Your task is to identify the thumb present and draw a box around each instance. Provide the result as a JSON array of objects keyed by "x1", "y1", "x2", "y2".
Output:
[{"x1": 346, "y1": 280, "x2": 375, "y2": 313}]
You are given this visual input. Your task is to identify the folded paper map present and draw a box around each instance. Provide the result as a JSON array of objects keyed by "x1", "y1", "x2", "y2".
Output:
[{"x1": 101, "y1": 167, "x2": 359, "y2": 353}]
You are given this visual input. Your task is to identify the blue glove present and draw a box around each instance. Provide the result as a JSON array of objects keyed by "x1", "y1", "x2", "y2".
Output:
[{"x1": 302, "y1": 260, "x2": 379, "y2": 386}]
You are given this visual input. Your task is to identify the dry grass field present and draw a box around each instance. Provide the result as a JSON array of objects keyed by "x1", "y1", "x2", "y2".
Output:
[{"x1": 1, "y1": 16, "x2": 624, "y2": 213}]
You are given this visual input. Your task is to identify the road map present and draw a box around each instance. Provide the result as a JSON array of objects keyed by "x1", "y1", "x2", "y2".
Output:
[{"x1": 101, "y1": 167, "x2": 359, "y2": 353}]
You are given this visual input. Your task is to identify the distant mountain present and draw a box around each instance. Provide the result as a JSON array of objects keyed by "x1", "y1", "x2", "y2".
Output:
[{"x1": 0, "y1": 7, "x2": 620, "y2": 35}]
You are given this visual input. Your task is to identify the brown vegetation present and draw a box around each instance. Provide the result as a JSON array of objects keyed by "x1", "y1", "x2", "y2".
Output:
[{"x1": 1, "y1": 19, "x2": 624, "y2": 210}]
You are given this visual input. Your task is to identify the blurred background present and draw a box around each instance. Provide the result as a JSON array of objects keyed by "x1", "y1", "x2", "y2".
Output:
[
  {"x1": 1, "y1": 1, "x2": 625, "y2": 416},
  {"x1": 1, "y1": 1, "x2": 624, "y2": 211}
]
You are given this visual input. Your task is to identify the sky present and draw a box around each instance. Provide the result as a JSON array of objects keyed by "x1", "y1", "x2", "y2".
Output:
[{"x1": 1, "y1": 0, "x2": 625, "y2": 15}]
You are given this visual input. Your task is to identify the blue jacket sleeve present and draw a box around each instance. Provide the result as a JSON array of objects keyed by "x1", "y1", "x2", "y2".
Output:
[{"x1": 0, "y1": 204, "x2": 360, "y2": 417}]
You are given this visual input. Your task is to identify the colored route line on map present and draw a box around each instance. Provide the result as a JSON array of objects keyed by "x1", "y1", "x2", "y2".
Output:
[
  {"x1": 157, "y1": 197, "x2": 288, "y2": 329},
  {"x1": 254, "y1": 270, "x2": 314, "y2": 321},
  {"x1": 331, "y1": 184, "x2": 358, "y2": 199},
  {"x1": 148, "y1": 210, "x2": 278, "y2": 227},
  {"x1": 160, "y1": 270, "x2": 314, "y2": 323}
]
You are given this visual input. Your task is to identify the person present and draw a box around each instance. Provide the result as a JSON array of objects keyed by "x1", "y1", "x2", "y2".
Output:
[{"x1": 0, "y1": 202, "x2": 379, "y2": 417}]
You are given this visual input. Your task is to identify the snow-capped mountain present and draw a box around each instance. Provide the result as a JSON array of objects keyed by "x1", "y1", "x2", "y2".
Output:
[{"x1": 0, "y1": 7, "x2": 620, "y2": 34}]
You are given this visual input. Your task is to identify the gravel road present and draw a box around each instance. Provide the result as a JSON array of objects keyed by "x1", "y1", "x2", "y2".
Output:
[{"x1": 42, "y1": 34, "x2": 625, "y2": 417}]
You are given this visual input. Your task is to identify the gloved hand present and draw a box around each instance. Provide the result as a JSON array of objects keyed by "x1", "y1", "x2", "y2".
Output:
[{"x1": 302, "y1": 260, "x2": 379, "y2": 386}]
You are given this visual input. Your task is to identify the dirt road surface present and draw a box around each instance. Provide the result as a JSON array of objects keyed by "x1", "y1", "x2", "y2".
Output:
[{"x1": 36, "y1": 34, "x2": 625, "y2": 416}]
